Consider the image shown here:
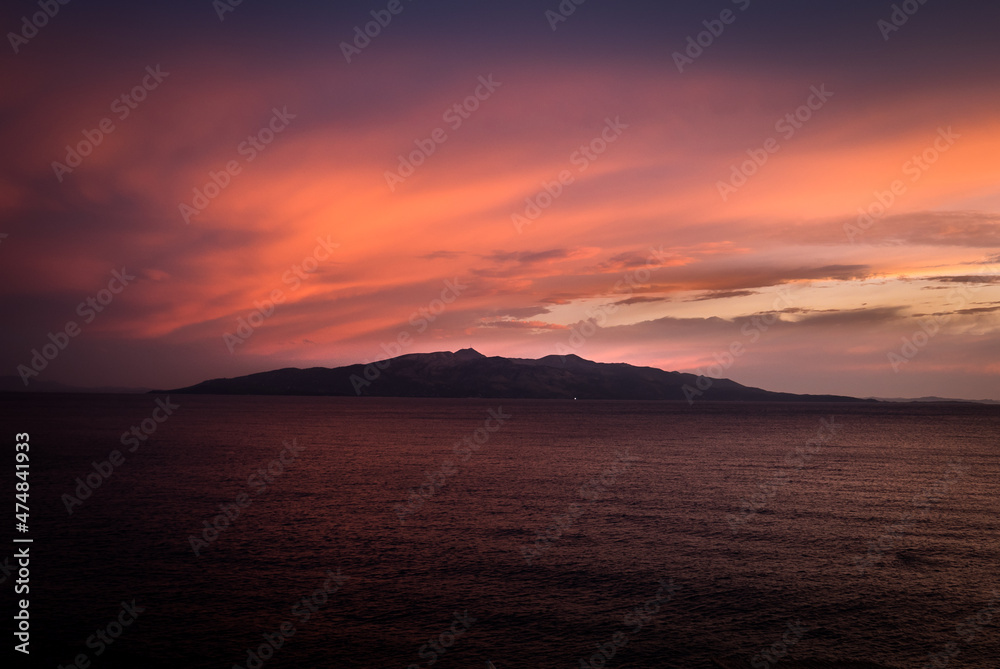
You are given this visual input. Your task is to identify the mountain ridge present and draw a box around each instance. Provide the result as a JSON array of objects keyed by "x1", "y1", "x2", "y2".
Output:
[{"x1": 160, "y1": 348, "x2": 873, "y2": 402}]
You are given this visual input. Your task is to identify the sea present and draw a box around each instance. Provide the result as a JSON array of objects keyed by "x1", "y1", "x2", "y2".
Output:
[{"x1": 2, "y1": 394, "x2": 998, "y2": 668}]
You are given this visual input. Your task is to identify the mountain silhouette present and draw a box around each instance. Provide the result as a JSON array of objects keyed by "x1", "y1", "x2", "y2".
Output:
[{"x1": 164, "y1": 348, "x2": 870, "y2": 402}]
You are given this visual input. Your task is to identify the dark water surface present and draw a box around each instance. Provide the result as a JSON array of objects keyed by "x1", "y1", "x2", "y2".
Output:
[{"x1": 2, "y1": 395, "x2": 998, "y2": 668}]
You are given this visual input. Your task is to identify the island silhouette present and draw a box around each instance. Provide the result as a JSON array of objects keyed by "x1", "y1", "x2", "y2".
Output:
[{"x1": 163, "y1": 349, "x2": 871, "y2": 402}]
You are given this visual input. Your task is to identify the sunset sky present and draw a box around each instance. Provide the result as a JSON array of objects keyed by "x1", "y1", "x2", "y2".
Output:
[{"x1": 2, "y1": 0, "x2": 999, "y2": 399}]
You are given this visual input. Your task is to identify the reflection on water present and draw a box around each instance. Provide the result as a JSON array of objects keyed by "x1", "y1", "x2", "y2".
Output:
[{"x1": 4, "y1": 395, "x2": 998, "y2": 668}]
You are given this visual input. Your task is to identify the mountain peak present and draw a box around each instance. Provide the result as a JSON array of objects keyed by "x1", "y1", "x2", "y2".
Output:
[
  {"x1": 537, "y1": 353, "x2": 590, "y2": 367},
  {"x1": 452, "y1": 348, "x2": 486, "y2": 360}
]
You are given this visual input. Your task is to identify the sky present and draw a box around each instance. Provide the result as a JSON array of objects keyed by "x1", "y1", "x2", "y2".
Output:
[{"x1": 1, "y1": 0, "x2": 999, "y2": 399}]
